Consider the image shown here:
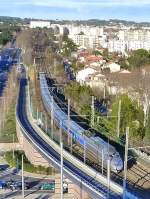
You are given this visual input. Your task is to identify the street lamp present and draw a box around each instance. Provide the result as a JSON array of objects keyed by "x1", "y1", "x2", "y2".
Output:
[
  {"x1": 123, "y1": 127, "x2": 129, "y2": 199},
  {"x1": 22, "y1": 154, "x2": 24, "y2": 198},
  {"x1": 60, "y1": 121, "x2": 63, "y2": 199}
]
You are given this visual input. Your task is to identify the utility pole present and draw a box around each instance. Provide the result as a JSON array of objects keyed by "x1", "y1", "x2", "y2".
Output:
[
  {"x1": 16, "y1": 157, "x2": 19, "y2": 173},
  {"x1": 60, "y1": 122, "x2": 63, "y2": 199},
  {"x1": 117, "y1": 100, "x2": 121, "y2": 138},
  {"x1": 123, "y1": 127, "x2": 129, "y2": 199},
  {"x1": 83, "y1": 135, "x2": 86, "y2": 164},
  {"x1": 36, "y1": 108, "x2": 39, "y2": 122},
  {"x1": 104, "y1": 83, "x2": 106, "y2": 99},
  {"x1": 107, "y1": 158, "x2": 110, "y2": 199},
  {"x1": 22, "y1": 154, "x2": 24, "y2": 198},
  {"x1": 41, "y1": 112, "x2": 43, "y2": 125},
  {"x1": 51, "y1": 96, "x2": 54, "y2": 139},
  {"x1": 91, "y1": 96, "x2": 95, "y2": 127},
  {"x1": 13, "y1": 134, "x2": 15, "y2": 160},
  {"x1": 70, "y1": 134, "x2": 73, "y2": 154},
  {"x1": 67, "y1": 99, "x2": 70, "y2": 148},
  {"x1": 102, "y1": 149, "x2": 104, "y2": 175},
  {"x1": 33, "y1": 57, "x2": 36, "y2": 66},
  {"x1": 45, "y1": 115, "x2": 48, "y2": 133}
]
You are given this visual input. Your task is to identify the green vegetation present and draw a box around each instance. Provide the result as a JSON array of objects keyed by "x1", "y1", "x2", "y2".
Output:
[
  {"x1": 64, "y1": 82, "x2": 93, "y2": 117},
  {"x1": 5, "y1": 151, "x2": 56, "y2": 175},
  {"x1": 64, "y1": 81, "x2": 115, "y2": 139},
  {"x1": 110, "y1": 95, "x2": 145, "y2": 142},
  {"x1": 71, "y1": 60, "x2": 84, "y2": 72},
  {"x1": 0, "y1": 104, "x2": 17, "y2": 143},
  {"x1": 0, "y1": 23, "x2": 21, "y2": 45},
  {"x1": 144, "y1": 109, "x2": 150, "y2": 144},
  {"x1": 61, "y1": 36, "x2": 78, "y2": 57},
  {"x1": 0, "y1": 30, "x2": 12, "y2": 45},
  {"x1": 92, "y1": 50, "x2": 102, "y2": 56},
  {"x1": 128, "y1": 49, "x2": 150, "y2": 69}
]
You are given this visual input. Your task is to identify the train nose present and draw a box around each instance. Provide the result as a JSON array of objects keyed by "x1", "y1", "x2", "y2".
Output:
[{"x1": 116, "y1": 159, "x2": 123, "y2": 172}]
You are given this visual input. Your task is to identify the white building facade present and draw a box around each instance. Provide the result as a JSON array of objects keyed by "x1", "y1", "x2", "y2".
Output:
[{"x1": 30, "y1": 21, "x2": 51, "y2": 28}]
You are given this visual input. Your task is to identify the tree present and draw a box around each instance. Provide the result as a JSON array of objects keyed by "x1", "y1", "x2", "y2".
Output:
[
  {"x1": 64, "y1": 82, "x2": 93, "y2": 115},
  {"x1": 92, "y1": 50, "x2": 102, "y2": 56},
  {"x1": 128, "y1": 49, "x2": 150, "y2": 69},
  {"x1": 110, "y1": 95, "x2": 145, "y2": 145},
  {"x1": 61, "y1": 37, "x2": 78, "y2": 57},
  {"x1": 144, "y1": 109, "x2": 150, "y2": 144}
]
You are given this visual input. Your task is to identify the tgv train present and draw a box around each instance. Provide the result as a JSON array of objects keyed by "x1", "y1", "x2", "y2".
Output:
[{"x1": 39, "y1": 72, "x2": 123, "y2": 173}]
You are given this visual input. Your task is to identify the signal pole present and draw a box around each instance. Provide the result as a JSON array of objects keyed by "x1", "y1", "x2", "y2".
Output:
[{"x1": 123, "y1": 127, "x2": 129, "y2": 199}]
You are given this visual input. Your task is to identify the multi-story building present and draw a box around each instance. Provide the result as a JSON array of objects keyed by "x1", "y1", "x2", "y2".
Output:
[
  {"x1": 104, "y1": 29, "x2": 150, "y2": 53},
  {"x1": 67, "y1": 25, "x2": 105, "y2": 49},
  {"x1": 107, "y1": 39, "x2": 150, "y2": 53},
  {"x1": 30, "y1": 21, "x2": 51, "y2": 28},
  {"x1": 118, "y1": 30, "x2": 150, "y2": 41},
  {"x1": 69, "y1": 34, "x2": 102, "y2": 49}
]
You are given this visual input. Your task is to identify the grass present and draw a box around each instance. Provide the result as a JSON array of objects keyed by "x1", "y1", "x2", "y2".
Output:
[
  {"x1": 0, "y1": 102, "x2": 17, "y2": 143},
  {"x1": 5, "y1": 150, "x2": 56, "y2": 175}
]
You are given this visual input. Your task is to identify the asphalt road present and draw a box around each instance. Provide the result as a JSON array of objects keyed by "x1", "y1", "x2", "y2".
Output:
[
  {"x1": 0, "y1": 164, "x2": 55, "y2": 199},
  {"x1": 0, "y1": 190, "x2": 54, "y2": 199}
]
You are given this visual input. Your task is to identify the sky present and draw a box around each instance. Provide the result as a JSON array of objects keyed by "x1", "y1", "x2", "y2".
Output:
[{"x1": 0, "y1": 0, "x2": 150, "y2": 22}]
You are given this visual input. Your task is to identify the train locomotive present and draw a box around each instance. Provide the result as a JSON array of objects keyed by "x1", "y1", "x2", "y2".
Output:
[{"x1": 39, "y1": 72, "x2": 123, "y2": 173}]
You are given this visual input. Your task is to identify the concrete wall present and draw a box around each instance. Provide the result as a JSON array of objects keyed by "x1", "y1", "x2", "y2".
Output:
[
  {"x1": 16, "y1": 120, "x2": 91, "y2": 199},
  {"x1": 16, "y1": 119, "x2": 50, "y2": 167}
]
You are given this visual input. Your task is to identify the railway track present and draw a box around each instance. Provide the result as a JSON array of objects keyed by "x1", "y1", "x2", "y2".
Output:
[{"x1": 39, "y1": 74, "x2": 150, "y2": 198}]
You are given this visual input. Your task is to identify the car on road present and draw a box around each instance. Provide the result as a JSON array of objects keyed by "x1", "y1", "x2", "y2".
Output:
[
  {"x1": 40, "y1": 182, "x2": 55, "y2": 191},
  {"x1": 0, "y1": 180, "x2": 7, "y2": 189},
  {"x1": 8, "y1": 181, "x2": 30, "y2": 190},
  {"x1": 0, "y1": 164, "x2": 9, "y2": 171}
]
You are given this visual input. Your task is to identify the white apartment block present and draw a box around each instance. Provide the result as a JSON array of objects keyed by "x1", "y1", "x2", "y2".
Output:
[
  {"x1": 107, "y1": 40, "x2": 150, "y2": 53},
  {"x1": 67, "y1": 25, "x2": 104, "y2": 37},
  {"x1": 69, "y1": 34, "x2": 102, "y2": 49},
  {"x1": 108, "y1": 40, "x2": 127, "y2": 53},
  {"x1": 30, "y1": 21, "x2": 51, "y2": 28},
  {"x1": 118, "y1": 30, "x2": 150, "y2": 41},
  {"x1": 67, "y1": 25, "x2": 105, "y2": 49}
]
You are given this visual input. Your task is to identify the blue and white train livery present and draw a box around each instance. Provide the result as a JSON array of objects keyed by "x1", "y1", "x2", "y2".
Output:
[{"x1": 39, "y1": 72, "x2": 123, "y2": 173}]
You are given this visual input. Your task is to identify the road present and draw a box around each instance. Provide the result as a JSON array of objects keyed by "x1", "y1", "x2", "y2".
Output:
[
  {"x1": 0, "y1": 190, "x2": 54, "y2": 199},
  {"x1": 17, "y1": 76, "x2": 123, "y2": 199},
  {"x1": 0, "y1": 164, "x2": 55, "y2": 199}
]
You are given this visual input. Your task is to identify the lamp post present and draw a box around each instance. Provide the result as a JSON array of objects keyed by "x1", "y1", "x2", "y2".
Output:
[
  {"x1": 60, "y1": 121, "x2": 63, "y2": 199},
  {"x1": 123, "y1": 127, "x2": 129, "y2": 199},
  {"x1": 107, "y1": 158, "x2": 111, "y2": 199},
  {"x1": 22, "y1": 154, "x2": 24, "y2": 198},
  {"x1": 101, "y1": 149, "x2": 104, "y2": 175}
]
